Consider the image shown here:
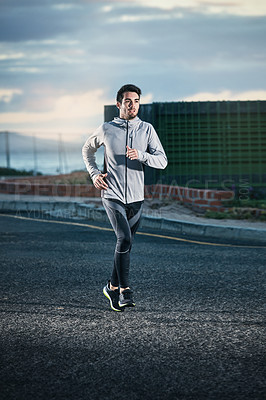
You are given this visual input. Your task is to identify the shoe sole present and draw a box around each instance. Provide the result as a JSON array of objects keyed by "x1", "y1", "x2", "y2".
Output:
[{"x1": 103, "y1": 287, "x2": 124, "y2": 312}]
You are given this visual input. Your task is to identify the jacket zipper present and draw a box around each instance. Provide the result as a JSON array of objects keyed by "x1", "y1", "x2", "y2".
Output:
[{"x1": 125, "y1": 121, "x2": 129, "y2": 204}]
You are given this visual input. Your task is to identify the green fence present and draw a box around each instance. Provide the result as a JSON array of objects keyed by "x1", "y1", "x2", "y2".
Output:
[{"x1": 104, "y1": 100, "x2": 266, "y2": 189}]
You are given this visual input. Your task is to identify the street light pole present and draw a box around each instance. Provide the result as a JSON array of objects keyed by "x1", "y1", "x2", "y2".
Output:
[
  {"x1": 4, "y1": 131, "x2": 10, "y2": 169},
  {"x1": 33, "y1": 134, "x2": 38, "y2": 175}
]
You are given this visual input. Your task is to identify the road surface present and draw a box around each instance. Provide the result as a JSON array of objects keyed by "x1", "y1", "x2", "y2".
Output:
[{"x1": 0, "y1": 212, "x2": 265, "y2": 400}]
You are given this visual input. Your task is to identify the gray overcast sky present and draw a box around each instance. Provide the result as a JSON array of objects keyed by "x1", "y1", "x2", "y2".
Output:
[{"x1": 0, "y1": 0, "x2": 265, "y2": 141}]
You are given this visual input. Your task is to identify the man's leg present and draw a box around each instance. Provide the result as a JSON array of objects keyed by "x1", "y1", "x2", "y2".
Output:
[
  {"x1": 117, "y1": 201, "x2": 143, "y2": 307},
  {"x1": 102, "y1": 198, "x2": 132, "y2": 289},
  {"x1": 102, "y1": 199, "x2": 131, "y2": 311},
  {"x1": 127, "y1": 200, "x2": 143, "y2": 242},
  {"x1": 102, "y1": 199, "x2": 143, "y2": 308}
]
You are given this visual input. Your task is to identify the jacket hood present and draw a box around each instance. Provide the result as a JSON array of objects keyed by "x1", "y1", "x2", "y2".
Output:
[{"x1": 112, "y1": 116, "x2": 141, "y2": 129}]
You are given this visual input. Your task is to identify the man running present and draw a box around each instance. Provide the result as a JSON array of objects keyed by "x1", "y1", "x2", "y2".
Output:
[{"x1": 82, "y1": 84, "x2": 167, "y2": 311}]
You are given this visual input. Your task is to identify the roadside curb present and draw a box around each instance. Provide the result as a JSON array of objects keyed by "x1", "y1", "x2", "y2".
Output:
[
  {"x1": 141, "y1": 215, "x2": 266, "y2": 244},
  {"x1": 1, "y1": 200, "x2": 266, "y2": 245}
]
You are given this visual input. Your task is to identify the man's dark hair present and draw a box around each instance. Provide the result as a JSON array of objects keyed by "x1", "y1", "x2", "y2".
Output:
[{"x1": 116, "y1": 84, "x2": 142, "y2": 103}]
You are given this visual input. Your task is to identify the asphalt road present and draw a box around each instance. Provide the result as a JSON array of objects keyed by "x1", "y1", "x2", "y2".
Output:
[{"x1": 0, "y1": 212, "x2": 265, "y2": 400}]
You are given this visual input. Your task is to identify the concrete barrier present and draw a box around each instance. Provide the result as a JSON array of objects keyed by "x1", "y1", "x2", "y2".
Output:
[{"x1": 0, "y1": 180, "x2": 234, "y2": 213}]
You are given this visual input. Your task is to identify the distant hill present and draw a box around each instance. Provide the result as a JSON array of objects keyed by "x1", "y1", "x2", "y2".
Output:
[
  {"x1": 0, "y1": 132, "x2": 82, "y2": 154},
  {"x1": 0, "y1": 167, "x2": 43, "y2": 176},
  {"x1": 0, "y1": 131, "x2": 104, "y2": 174}
]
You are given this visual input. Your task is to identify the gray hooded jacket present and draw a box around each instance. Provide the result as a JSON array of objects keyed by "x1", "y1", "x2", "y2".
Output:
[{"x1": 82, "y1": 116, "x2": 167, "y2": 204}]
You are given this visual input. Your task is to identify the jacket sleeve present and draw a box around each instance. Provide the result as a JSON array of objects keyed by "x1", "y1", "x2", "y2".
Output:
[
  {"x1": 82, "y1": 124, "x2": 105, "y2": 182},
  {"x1": 137, "y1": 124, "x2": 168, "y2": 169}
]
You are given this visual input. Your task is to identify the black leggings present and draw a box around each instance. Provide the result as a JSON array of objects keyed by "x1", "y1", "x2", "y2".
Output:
[{"x1": 102, "y1": 198, "x2": 143, "y2": 288}]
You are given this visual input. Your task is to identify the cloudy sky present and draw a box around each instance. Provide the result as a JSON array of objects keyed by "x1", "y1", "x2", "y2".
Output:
[{"x1": 0, "y1": 0, "x2": 265, "y2": 142}]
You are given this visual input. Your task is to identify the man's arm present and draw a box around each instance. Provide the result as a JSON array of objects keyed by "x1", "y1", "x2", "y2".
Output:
[
  {"x1": 82, "y1": 125, "x2": 106, "y2": 186},
  {"x1": 127, "y1": 125, "x2": 167, "y2": 169},
  {"x1": 93, "y1": 173, "x2": 108, "y2": 190}
]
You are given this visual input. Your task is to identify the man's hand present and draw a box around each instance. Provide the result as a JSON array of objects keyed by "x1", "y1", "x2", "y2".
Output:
[
  {"x1": 126, "y1": 145, "x2": 138, "y2": 160},
  {"x1": 93, "y1": 173, "x2": 108, "y2": 190}
]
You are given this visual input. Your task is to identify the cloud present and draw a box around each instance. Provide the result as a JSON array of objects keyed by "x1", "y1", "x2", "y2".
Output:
[
  {"x1": 7, "y1": 67, "x2": 43, "y2": 74},
  {"x1": 0, "y1": 1, "x2": 91, "y2": 42},
  {"x1": 0, "y1": 0, "x2": 265, "y2": 140},
  {"x1": 91, "y1": 0, "x2": 266, "y2": 16},
  {"x1": 180, "y1": 89, "x2": 266, "y2": 101},
  {"x1": 141, "y1": 93, "x2": 154, "y2": 104},
  {"x1": 0, "y1": 87, "x2": 154, "y2": 141},
  {"x1": 106, "y1": 8, "x2": 184, "y2": 23},
  {"x1": 0, "y1": 52, "x2": 25, "y2": 61},
  {"x1": 134, "y1": 0, "x2": 266, "y2": 16},
  {"x1": 100, "y1": 5, "x2": 266, "y2": 67},
  {"x1": 51, "y1": 3, "x2": 82, "y2": 10},
  {"x1": 0, "y1": 89, "x2": 153, "y2": 122},
  {"x1": 0, "y1": 89, "x2": 23, "y2": 103},
  {"x1": 0, "y1": 89, "x2": 109, "y2": 123}
]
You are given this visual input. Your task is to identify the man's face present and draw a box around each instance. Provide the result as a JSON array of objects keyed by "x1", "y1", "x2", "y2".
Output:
[{"x1": 117, "y1": 91, "x2": 140, "y2": 120}]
